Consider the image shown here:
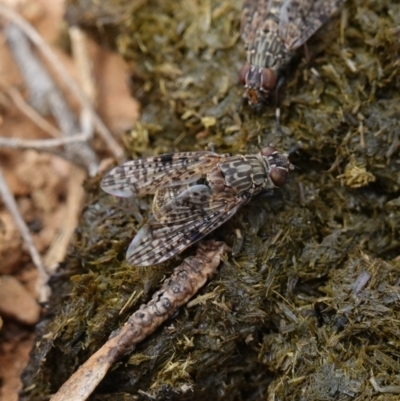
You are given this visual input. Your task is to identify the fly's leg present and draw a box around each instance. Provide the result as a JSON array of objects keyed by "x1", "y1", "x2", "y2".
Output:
[
  {"x1": 231, "y1": 228, "x2": 244, "y2": 257},
  {"x1": 274, "y1": 75, "x2": 286, "y2": 136}
]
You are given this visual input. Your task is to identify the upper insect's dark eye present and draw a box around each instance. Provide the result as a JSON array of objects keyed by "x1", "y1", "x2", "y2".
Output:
[
  {"x1": 270, "y1": 167, "x2": 288, "y2": 187},
  {"x1": 260, "y1": 146, "x2": 276, "y2": 157},
  {"x1": 260, "y1": 68, "x2": 276, "y2": 91},
  {"x1": 239, "y1": 64, "x2": 251, "y2": 85}
]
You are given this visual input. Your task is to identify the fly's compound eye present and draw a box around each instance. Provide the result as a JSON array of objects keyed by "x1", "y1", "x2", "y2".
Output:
[
  {"x1": 260, "y1": 68, "x2": 276, "y2": 92},
  {"x1": 239, "y1": 64, "x2": 251, "y2": 86},
  {"x1": 260, "y1": 146, "x2": 277, "y2": 157},
  {"x1": 270, "y1": 167, "x2": 289, "y2": 187}
]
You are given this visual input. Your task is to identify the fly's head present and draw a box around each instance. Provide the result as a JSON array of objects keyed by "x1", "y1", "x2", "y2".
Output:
[
  {"x1": 239, "y1": 64, "x2": 276, "y2": 110},
  {"x1": 260, "y1": 146, "x2": 294, "y2": 188}
]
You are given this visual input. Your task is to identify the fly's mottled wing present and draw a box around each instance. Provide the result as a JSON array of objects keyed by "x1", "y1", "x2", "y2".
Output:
[
  {"x1": 279, "y1": 0, "x2": 345, "y2": 50},
  {"x1": 126, "y1": 185, "x2": 243, "y2": 266},
  {"x1": 101, "y1": 152, "x2": 223, "y2": 198}
]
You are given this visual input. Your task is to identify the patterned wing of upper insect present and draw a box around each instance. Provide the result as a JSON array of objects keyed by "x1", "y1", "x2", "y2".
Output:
[
  {"x1": 101, "y1": 147, "x2": 293, "y2": 267},
  {"x1": 239, "y1": 0, "x2": 345, "y2": 109}
]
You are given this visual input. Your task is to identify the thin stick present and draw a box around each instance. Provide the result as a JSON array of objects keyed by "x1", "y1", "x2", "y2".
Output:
[
  {"x1": 6, "y1": 86, "x2": 61, "y2": 138},
  {"x1": 69, "y1": 26, "x2": 97, "y2": 105},
  {"x1": 44, "y1": 166, "x2": 86, "y2": 270},
  {"x1": 0, "y1": 138, "x2": 92, "y2": 171},
  {"x1": 0, "y1": 3, "x2": 125, "y2": 162},
  {"x1": 0, "y1": 133, "x2": 91, "y2": 149},
  {"x1": 5, "y1": 22, "x2": 99, "y2": 176},
  {"x1": 69, "y1": 25, "x2": 96, "y2": 164},
  {"x1": 50, "y1": 241, "x2": 229, "y2": 401},
  {"x1": 0, "y1": 167, "x2": 50, "y2": 302}
]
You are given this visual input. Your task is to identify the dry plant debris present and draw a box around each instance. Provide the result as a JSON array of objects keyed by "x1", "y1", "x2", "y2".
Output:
[{"x1": 0, "y1": 1, "x2": 138, "y2": 400}]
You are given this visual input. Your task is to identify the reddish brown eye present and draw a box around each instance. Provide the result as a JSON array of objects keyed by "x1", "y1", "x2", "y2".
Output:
[
  {"x1": 261, "y1": 68, "x2": 276, "y2": 91},
  {"x1": 239, "y1": 64, "x2": 251, "y2": 85},
  {"x1": 260, "y1": 146, "x2": 276, "y2": 157},
  {"x1": 270, "y1": 167, "x2": 288, "y2": 187}
]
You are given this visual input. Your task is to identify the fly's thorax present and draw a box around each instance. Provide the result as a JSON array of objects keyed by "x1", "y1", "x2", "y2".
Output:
[
  {"x1": 259, "y1": 146, "x2": 293, "y2": 188},
  {"x1": 217, "y1": 154, "x2": 268, "y2": 195},
  {"x1": 239, "y1": 64, "x2": 276, "y2": 108}
]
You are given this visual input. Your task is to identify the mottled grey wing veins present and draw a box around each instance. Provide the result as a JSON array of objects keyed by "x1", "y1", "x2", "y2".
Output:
[
  {"x1": 279, "y1": 0, "x2": 346, "y2": 50},
  {"x1": 101, "y1": 152, "x2": 225, "y2": 198},
  {"x1": 126, "y1": 185, "x2": 243, "y2": 266}
]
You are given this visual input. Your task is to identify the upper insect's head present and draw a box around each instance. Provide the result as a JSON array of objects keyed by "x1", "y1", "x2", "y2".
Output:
[
  {"x1": 260, "y1": 146, "x2": 294, "y2": 187},
  {"x1": 239, "y1": 64, "x2": 276, "y2": 110}
]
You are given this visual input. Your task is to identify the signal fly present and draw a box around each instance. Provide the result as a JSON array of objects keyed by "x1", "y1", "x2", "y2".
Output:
[
  {"x1": 240, "y1": 0, "x2": 345, "y2": 110},
  {"x1": 101, "y1": 147, "x2": 293, "y2": 266}
]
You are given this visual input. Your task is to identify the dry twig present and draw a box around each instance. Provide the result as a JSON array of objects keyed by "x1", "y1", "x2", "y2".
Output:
[
  {"x1": 0, "y1": 3, "x2": 125, "y2": 162},
  {"x1": 50, "y1": 241, "x2": 230, "y2": 401},
  {"x1": 44, "y1": 166, "x2": 86, "y2": 270},
  {"x1": 69, "y1": 26, "x2": 97, "y2": 105},
  {"x1": 5, "y1": 22, "x2": 99, "y2": 176},
  {"x1": 0, "y1": 134, "x2": 97, "y2": 169},
  {"x1": 0, "y1": 134, "x2": 92, "y2": 150},
  {"x1": 0, "y1": 167, "x2": 50, "y2": 302},
  {"x1": 69, "y1": 26, "x2": 96, "y2": 157},
  {"x1": 6, "y1": 86, "x2": 61, "y2": 138}
]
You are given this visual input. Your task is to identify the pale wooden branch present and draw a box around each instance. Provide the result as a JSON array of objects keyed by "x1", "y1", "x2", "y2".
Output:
[
  {"x1": 69, "y1": 26, "x2": 97, "y2": 105},
  {"x1": 0, "y1": 133, "x2": 96, "y2": 168},
  {"x1": 6, "y1": 86, "x2": 61, "y2": 138},
  {"x1": 5, "y1": 22, "x2": 99, "y2": 176},
  {"x1": 69, "y1": 25, "x2": 96, "y2": 171},
  {"x1": 0, "y1": 3, "x2": 125, "y2": 162},
  {"x1": 0, "y1": 134, "x2": 91, "y2": 149},
  {"x1": 0, "y1": 167, "x2": 50, "y2": 302},
  {"x1": 44, "y1": 166, "x2": 86, "y2": 270},
  {"x1": 50, "y1": 241, "x2": 230, "y2": 401}
]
